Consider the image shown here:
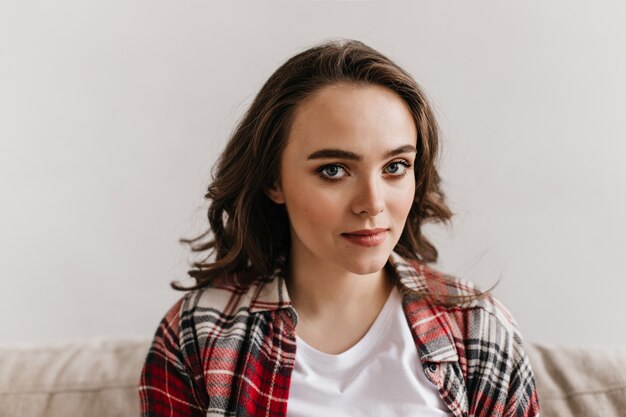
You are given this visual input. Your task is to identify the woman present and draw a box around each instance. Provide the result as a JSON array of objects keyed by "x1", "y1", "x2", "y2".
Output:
[{"x1": 139, "y1": 39, "x2": 540, "y2": 417}]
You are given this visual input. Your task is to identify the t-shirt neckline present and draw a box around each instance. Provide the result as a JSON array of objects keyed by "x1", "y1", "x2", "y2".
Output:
[{"x1": 295, "y1": 285, "x2": 399, "y2": 369}]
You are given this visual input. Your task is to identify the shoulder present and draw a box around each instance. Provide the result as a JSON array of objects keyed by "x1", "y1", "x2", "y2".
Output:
[
  {"x1": 413, "y1": 262, "x2": 536, "y2": 386},
  {"x1": 173, "y1": 268, "x2": 268, "y2": 321},
  {"x1": 162, "y1": 267, "x2": 288, "y2": 343},
  {"x1": 423, "y1": 270, "x2": 540, "y2": 415},
  {"x1": 403, "y1": 260, "x2": 539, "y2": 412},
  {"x1": 408, "y1": 259, "x2": 522, "y2": 337},
  {"x1": 395, "y1": 256, "x2": 527, "y2": 358},
  {"x1": 183, "y1": 269, "x2": 261, "y2": 311}
]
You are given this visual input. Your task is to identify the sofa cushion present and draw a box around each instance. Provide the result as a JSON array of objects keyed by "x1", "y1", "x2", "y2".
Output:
[
  {"x1": 1, "y1": 338, "x2": 625, "y2": 417},
  {"x1": 526, "y1": 343, "x2": 626, "y2": 417},
  {"x1": 0, "y1": 338, "x2": 150, "y2": 417}
]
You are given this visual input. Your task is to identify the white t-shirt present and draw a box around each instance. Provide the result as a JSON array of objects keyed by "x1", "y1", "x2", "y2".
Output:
[{"x1": 287, "y1": 285, "x2": 454, "y2": 416}]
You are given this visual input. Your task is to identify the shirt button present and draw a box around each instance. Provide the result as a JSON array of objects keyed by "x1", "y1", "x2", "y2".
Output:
[
  {"x1": 284, "y1": 309, "x2": 297, "y2": 323},
  {"x1": 428, "y1": 364, "x2": 438, "y2": 372}
]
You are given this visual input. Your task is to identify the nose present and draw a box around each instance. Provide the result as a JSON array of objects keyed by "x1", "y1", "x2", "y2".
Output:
[{"x1": 351, "y1": 176, "x2": 385, "y2": 216}]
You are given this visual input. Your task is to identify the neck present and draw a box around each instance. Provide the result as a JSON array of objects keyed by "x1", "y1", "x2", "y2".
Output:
[{"x1": 285, "y1": 248, "x2": 394, "y2": 322}]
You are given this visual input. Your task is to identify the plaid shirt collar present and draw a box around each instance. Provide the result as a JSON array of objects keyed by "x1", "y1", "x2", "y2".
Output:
[{"x1": 247, "y1": 250, "x2": 459, "y2": 363}]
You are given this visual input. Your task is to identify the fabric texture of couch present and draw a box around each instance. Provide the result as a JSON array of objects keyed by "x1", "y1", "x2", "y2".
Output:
[{"x1": 0, "y1": 338, "x2": 624, "y2": 417}]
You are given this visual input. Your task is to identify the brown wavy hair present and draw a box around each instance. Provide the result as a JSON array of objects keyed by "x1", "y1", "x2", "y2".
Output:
[{"x1": 172, "y1": 39, "x2": 488, "y2": 303}]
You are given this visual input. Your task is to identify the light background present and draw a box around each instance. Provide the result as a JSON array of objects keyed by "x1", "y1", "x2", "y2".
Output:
[{"x1": 1, "y1": 0, "x2": 625, "y2": 345}]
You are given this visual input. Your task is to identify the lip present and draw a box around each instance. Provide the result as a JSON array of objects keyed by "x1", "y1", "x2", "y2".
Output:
[
  {"x1": 341, "y1": 228, "x2": 388, "y2": 247},
  {"x1": 342, "y1": 228, "x2": 388, "y2": 236}
]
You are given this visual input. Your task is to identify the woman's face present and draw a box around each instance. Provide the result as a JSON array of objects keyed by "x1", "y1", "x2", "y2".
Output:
[{"x1": 267, "y1": 83, "x2": 417, "y2": 275}]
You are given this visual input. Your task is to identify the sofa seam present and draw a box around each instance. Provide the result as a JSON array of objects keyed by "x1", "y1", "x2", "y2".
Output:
[
  {"x1": 0, "y1": 383, "x2": 138, "y2": 396},
  {"x1": 541, "y1": 383, "x2": 626, "y2": 400}
]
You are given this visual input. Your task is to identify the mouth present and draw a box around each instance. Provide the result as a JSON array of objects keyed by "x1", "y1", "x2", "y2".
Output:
[
  {"x1": 340, "y1": 228, "x2": 388, "y2": 247},
  {"x1": 342, "y1": 228, "x2": 388, "y2": 236}
]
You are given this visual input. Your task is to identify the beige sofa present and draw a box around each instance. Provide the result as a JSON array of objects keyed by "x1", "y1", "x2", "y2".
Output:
[{"x1": 0, "y1": 338, "x2": 624, "y2": 417}]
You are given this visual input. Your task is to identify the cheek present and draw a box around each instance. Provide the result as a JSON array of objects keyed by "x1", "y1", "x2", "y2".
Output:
[
  {"x1": 391, "y1": 183, "x2": 416, "y2": 218},
  {"x1": 283, "y1": 182, "x2": 345, "y2": 230}
]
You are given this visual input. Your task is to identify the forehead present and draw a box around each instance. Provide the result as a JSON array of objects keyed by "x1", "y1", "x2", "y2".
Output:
[{"x1": 285, "y1": 83, "x2": 417, "y2": 158}]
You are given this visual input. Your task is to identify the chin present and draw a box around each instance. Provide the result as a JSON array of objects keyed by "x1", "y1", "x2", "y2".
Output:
[{"x1": 334, "y1": 249, "x2": 391, "y2": 275}]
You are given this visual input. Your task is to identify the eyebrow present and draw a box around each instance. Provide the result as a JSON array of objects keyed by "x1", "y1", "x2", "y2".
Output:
[{"x1": 306, "y1": 144, "x2": 417, "y2": 161}]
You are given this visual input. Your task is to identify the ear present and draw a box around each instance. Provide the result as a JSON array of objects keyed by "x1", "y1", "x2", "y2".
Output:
[{"x1": 265, "y1": 181, "x2": 285, "y2": 205}]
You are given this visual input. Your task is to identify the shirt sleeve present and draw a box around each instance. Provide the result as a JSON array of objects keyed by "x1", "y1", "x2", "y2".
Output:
[
  {"x1": 461, "y1": 296, "x2": 541, "y2": 417},
  {"x1": 504, "y1": 335, "x2": 541, "y2": 417},
  {"x1": 138, "y1": 297, "x2": 208, "y2": 416}
]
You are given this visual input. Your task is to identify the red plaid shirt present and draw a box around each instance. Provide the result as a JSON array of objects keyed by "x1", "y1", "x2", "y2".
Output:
[{"x1": 139, "y1": 251, "x2": 540, "y2": 416}]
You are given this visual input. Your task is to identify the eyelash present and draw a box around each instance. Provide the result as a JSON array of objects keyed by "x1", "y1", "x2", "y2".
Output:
[{"x1": 316, "y1": 160, "x2": 413, "y2": 182}]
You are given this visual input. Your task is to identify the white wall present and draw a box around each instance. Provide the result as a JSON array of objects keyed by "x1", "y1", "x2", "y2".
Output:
[{"x1": 1, "y1": 0, "x2": 625, "y2": 345}]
